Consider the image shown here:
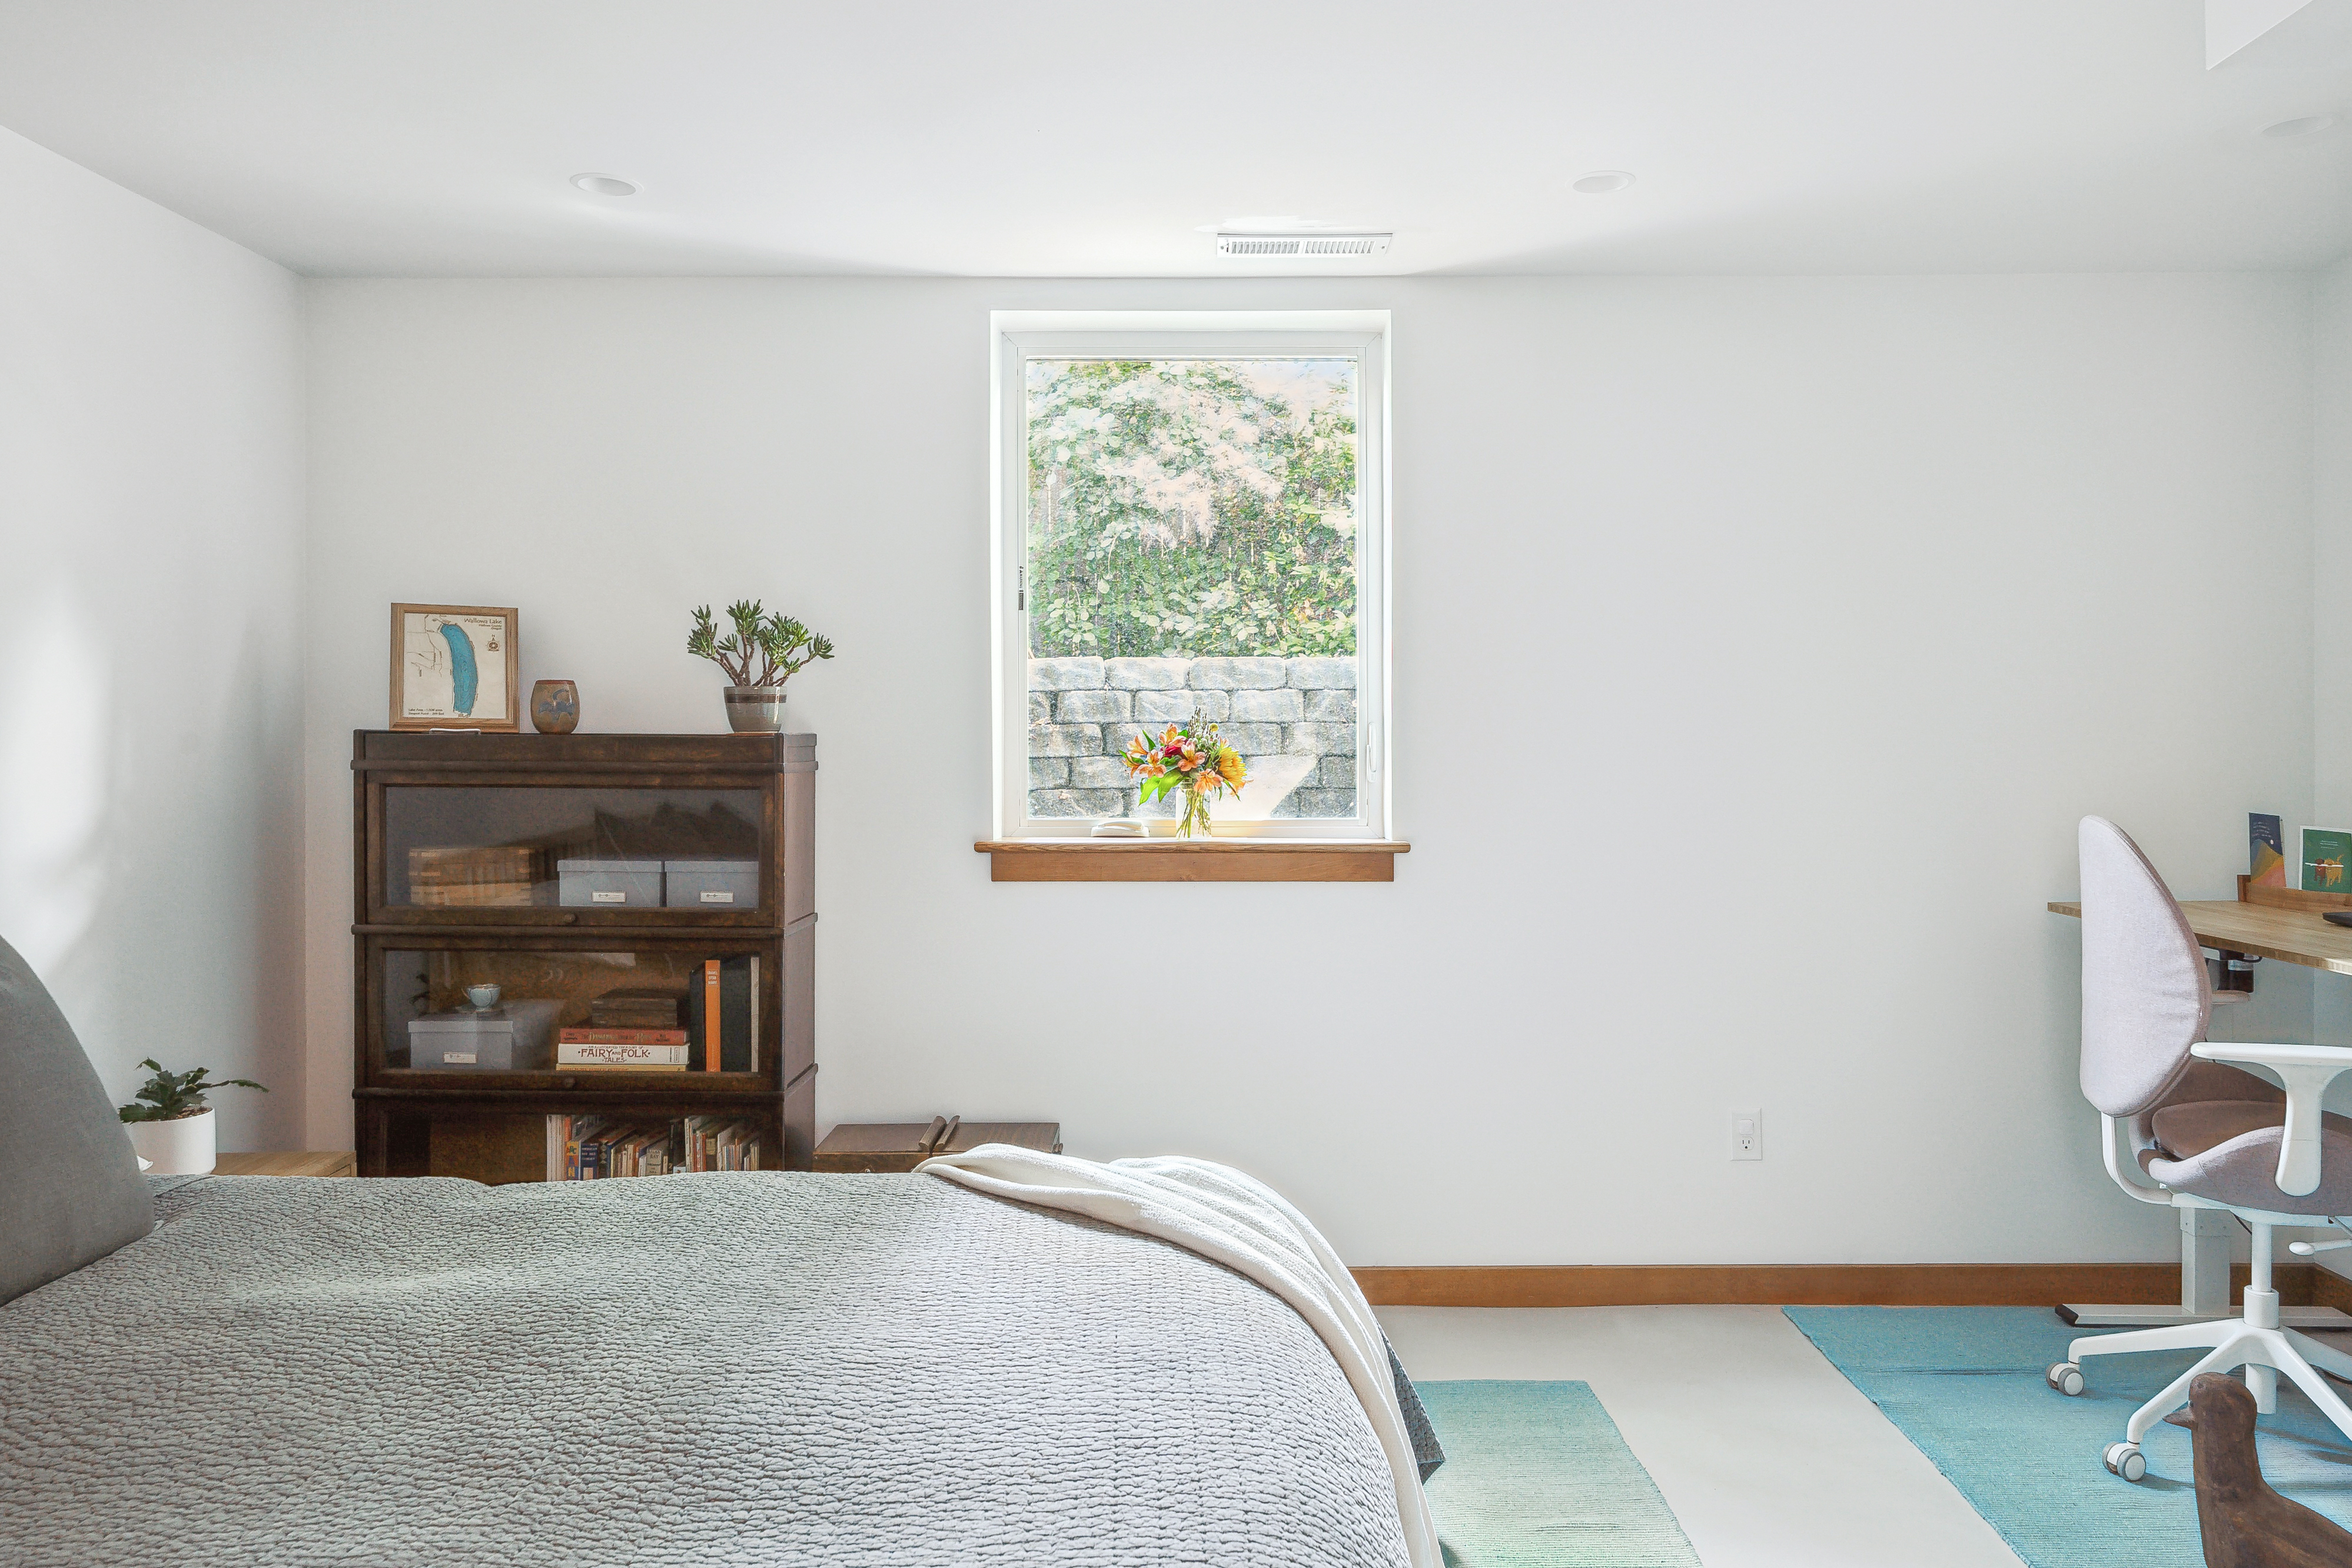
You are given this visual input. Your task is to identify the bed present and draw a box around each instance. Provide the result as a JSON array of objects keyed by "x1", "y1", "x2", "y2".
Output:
[{"x1": 0, "y1": 935, "x2": 1427, "y2": 1567}]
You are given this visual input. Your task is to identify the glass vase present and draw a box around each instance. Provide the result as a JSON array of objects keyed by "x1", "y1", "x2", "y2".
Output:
[{"x1": 1178, "y1": 785, "x2": 1212, "y2": 839}]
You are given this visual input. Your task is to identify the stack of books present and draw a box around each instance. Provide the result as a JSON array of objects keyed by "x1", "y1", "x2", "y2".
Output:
[
  {"x1": 559, "y1": 986, "x2": 690, "y2": 1069},
  {"x1": 589, "y1": 988, "x2": 681, "y2": 1029},
  {"x1": 544, "y1": 1114, "x2": 764, "y2": 1180},
  {"x1": 407, "y1": 845, "x2": 542, "y2": 907},
  {"x1": 550, "y1": 965, "x2": 760, "y2": 1072}
]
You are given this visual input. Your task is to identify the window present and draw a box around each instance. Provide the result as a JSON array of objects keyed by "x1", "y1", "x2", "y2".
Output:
[{"x1": 993, "y1": 313, "x2": 1388, "y2": 839}]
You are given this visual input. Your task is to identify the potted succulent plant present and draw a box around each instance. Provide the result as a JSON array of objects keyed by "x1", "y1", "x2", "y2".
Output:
[
  {"x1": 686, "y1": 601, "x2": 836, "y2": 732},
  {"x1": 118, "y1": 1059, "x2": 267, "y2": 1175}
]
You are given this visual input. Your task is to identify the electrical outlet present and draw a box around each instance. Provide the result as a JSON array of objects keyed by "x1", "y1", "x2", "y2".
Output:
[{"x1": 1730, "y1": 1109, "x2": 1763, "y2": 1161}]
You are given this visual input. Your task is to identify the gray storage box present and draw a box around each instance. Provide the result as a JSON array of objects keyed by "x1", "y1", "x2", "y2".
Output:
[
  {"x1": 407, "y1": 998, "x2": 561, "y2": 1071},
  {"x1": 664, "y1": 859, "x2": 759, "y2": 909},
  {"x1": 558, "y1": 859, "x2": 664, "y2": 908}
]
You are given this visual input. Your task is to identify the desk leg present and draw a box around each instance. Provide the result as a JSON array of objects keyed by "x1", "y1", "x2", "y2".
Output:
[
  {"x1": 2183, "y1": 1207, "x2": 2235, "y2": 1315},
  {"x1": 2061, "y1": 1209, "x2": 2351, "y2": 1329}
]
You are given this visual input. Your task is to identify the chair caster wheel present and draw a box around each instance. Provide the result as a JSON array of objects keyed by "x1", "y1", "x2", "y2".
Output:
[
  {"x1": 2104, "y1": 1441, "x2": 2147, "y2": 1482},
  {"x1": 2047, "y1": 1361, "x2": 2085, "y2": 1396}
]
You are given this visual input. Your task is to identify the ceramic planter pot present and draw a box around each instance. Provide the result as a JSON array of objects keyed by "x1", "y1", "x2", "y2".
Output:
[
  {"x1": 127, "y1": 1108, "x2": 216, "y2": 1175},
  {"x1": 723, "y1": 685, "x2": 788, "y2": 733},
  {"x1": 530, "y1": 679, "x2": 580, "y2": 734}
]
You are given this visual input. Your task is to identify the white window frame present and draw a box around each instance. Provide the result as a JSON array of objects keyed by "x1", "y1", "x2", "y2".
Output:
[{"x1": 991, "y1": 310, "x2": 1390, "y2": 841}]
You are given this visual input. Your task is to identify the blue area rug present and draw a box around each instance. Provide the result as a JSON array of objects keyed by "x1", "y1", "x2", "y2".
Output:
[
  {"x1": 1786, "y1": 1306, "x2": 2352, "y2": 1568},
  {"x1": 1418, "y1": 1380, "x2": 1700, "y2": 1567}
]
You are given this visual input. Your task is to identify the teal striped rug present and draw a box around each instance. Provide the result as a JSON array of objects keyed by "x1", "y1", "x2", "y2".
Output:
[
  {"x1": 1419, "y1": 1380, "x2": 1700, "y2": 1567},
  {"x1": 1786, "y1": 1306, "x2": 2352, "y2": 1568}
]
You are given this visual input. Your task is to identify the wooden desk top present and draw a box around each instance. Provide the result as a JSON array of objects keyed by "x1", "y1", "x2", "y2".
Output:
[
  {"x1": 2048, "y1": 899, "x2": 2352, "y2": 976},
  {"x1": 211, "y1": 1150, "x2": 358, "y2": 1178}
]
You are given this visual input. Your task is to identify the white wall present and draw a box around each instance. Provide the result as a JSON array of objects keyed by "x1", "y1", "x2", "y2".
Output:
[
  {"x1": 2314, "y1": 255, "x2": 2352, "y2": 1298},
  {"x1": 2317, "y1": 254, "x2": 2352, "y2": 882},
  {"x1": 0, "y1": 125, "x2": 306, "y2": 1146},
  {"x1": 302, "y1": 273, "x2": 2315, "y2": 1265}
]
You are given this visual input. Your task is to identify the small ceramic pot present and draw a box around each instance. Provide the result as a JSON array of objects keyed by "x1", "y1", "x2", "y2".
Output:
[
  {"x1": 530, "y1": 679, "x2": 580, "y2": 735},
  {"x1": 724, "y1": 685, "x2": 788, "y2": 733},
  {"x1": 127, "y1": 1108, "x2": 216, "y2": 1175},
  {"x1": 466, "y1": 983, "x2": 502, "y2": 1011}
]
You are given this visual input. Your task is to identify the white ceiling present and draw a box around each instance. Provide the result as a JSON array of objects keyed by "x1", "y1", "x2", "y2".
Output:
[{"x1": 0, "y1": 1, "x2": 2348, "y2": 277}]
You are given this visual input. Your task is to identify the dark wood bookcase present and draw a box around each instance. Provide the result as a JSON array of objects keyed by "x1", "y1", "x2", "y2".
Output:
[{"x1": 351, "y1": 730, "x2": 816, "y2": 1181}]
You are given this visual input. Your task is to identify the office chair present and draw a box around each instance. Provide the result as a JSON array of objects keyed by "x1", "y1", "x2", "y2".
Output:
[{"x1": 2049, "y1": 816, "x2": 2352, "y2": 1481}]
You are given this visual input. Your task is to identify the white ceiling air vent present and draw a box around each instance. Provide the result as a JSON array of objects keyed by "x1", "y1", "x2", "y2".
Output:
[{"x1": 1217, "y1": 232, "x2": 1393, "y2": 258}]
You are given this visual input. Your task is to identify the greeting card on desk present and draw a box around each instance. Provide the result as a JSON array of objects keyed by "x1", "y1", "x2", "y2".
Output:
[
  {"x1": 2251, "y1": 813, "x2": 2287, "y2": 888},
  {"x1": 2300, "y1": 826, "x2": 2352, "y2": 892}
]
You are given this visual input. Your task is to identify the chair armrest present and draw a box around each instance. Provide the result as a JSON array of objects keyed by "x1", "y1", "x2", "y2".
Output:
[
  {"x1": 2188, "y1": 1042, "x2": 2352, "y2": 1197},
  {"x1": 2099, "y1": 1114, "x2": 2177, "y2": 1205}
]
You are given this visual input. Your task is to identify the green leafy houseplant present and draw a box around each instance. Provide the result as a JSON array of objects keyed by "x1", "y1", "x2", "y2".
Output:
[
  {"x1": 117, "y1": 1059, "x2": 267, "y2": 1123},
  {"x1": 686, "y1": 601, "x2": 836, "y2": 689}
]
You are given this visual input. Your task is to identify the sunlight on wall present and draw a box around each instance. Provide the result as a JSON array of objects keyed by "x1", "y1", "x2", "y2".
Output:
[{"x1": 0, "y1": 583, "x2": 109, "y2": 973}]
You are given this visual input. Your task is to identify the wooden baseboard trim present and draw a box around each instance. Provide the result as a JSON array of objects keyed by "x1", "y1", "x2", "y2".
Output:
[{"x1": 1352, "y1": 1263, "x2": 2341, "y2": 1309}]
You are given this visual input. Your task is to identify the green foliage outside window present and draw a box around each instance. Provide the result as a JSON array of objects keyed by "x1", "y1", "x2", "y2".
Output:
[{"x1": 1025, "y1": 359, "x2": 1358, "y2": 660}]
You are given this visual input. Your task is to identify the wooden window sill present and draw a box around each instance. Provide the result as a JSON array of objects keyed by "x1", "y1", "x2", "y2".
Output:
[{"x1": 975, "y1": 839, "x2": 1409, "y2": 883}]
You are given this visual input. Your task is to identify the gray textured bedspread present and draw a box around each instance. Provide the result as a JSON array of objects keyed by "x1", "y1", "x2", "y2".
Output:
[{"x1": 0, "y1": 1173, "x2": 1407, "y2": 1568}]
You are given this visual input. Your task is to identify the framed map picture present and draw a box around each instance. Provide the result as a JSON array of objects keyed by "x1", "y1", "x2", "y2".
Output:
[{"x1": 389, "y1": 604, "x2": 520, "y2": 731}]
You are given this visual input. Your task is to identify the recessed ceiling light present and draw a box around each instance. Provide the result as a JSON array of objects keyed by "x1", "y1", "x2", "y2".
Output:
[
  {"x1": 2260, "y1": 115, "x2": 2340, "y2": 141},
  {"x1": 570, "y1": 173, "x2": 639, "y2": 197},
  {"x1": 1572, "y1": 171, "x2": 1635, "y2": 195}
]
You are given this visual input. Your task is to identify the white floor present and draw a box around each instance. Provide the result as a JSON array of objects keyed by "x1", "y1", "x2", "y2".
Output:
[{"x1": 1375, "y1": 1305, "x2": 2025, "y2": 1568}]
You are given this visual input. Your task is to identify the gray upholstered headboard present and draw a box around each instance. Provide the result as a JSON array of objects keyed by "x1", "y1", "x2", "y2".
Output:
[{"x1": 0, "y1": 934, "x2": 152, "y2": 1304}]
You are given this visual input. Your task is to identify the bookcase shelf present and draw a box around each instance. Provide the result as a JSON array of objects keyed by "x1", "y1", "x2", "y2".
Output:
[{"x1": 350, "y1": 730, "x2": 816, "y2": 1181}]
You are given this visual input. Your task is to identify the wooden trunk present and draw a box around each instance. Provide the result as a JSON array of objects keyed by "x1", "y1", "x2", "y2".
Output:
[{"x1": 813, "y1": 1121, "x2": 1062, "y2": 1174}]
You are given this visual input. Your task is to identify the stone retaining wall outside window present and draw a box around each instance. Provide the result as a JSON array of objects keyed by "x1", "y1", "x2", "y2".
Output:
[{"x1": 1028, "y1": 656, "x2": 1357, "y2": 819}]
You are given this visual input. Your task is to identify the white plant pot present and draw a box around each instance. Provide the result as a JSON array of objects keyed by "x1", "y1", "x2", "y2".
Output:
[
  {"x1": 126, "y1": 1108, "x2": 216, "y2": 1175},
  {"x1": 723, "y1": 685, "x2": 789, "y2": 733}
]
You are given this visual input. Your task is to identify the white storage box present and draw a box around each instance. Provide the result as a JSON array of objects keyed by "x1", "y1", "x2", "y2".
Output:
[
  {"x1": 663, "y1": 859, "x2": 759, "y2": 909},
  {"x1": 407, "y1": 998, "x2": 562, "y2": 1071},
  {"x1": 557, "y1": 859, "x2": 664, "y2": 908}
]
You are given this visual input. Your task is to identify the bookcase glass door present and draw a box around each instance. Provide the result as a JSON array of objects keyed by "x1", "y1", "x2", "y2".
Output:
[
  {"x1": 382, "y1": 945, "x2": 765, "y2": 1076},
  {"x1": 382, "y1": 786, "x2": 764, "y2": 910}
]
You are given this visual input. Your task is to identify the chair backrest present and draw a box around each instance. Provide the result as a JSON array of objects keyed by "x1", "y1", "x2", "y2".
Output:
[{"x1": 2077, "y1": 816, "x2": 2210, "y2": 1117}]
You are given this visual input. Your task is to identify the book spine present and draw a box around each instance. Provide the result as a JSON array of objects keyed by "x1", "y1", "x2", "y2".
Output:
[
  {"x1": 720, "y1": 956, "x2": 751, "y2": 1074},
  {"x1": 559, "y1": 1029, "x2": 690, "y2": 1044},
  {"x1": 703, "y1": 958, "x2": 722, "y2": 1073},
  {"x1": 557, "y1": 1041, "x2": 693, "y2": 1067}
]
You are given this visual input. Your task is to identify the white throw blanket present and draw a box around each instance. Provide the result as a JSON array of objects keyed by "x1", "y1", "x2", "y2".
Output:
[{"x1": 920, "y1": 1145, "x2": 1441, "y2": 1568}]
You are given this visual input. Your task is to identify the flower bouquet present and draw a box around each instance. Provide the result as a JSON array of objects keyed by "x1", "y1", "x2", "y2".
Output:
[{"x1": 1121, "y1": 720, "x2": 1249, "y2": 838}]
